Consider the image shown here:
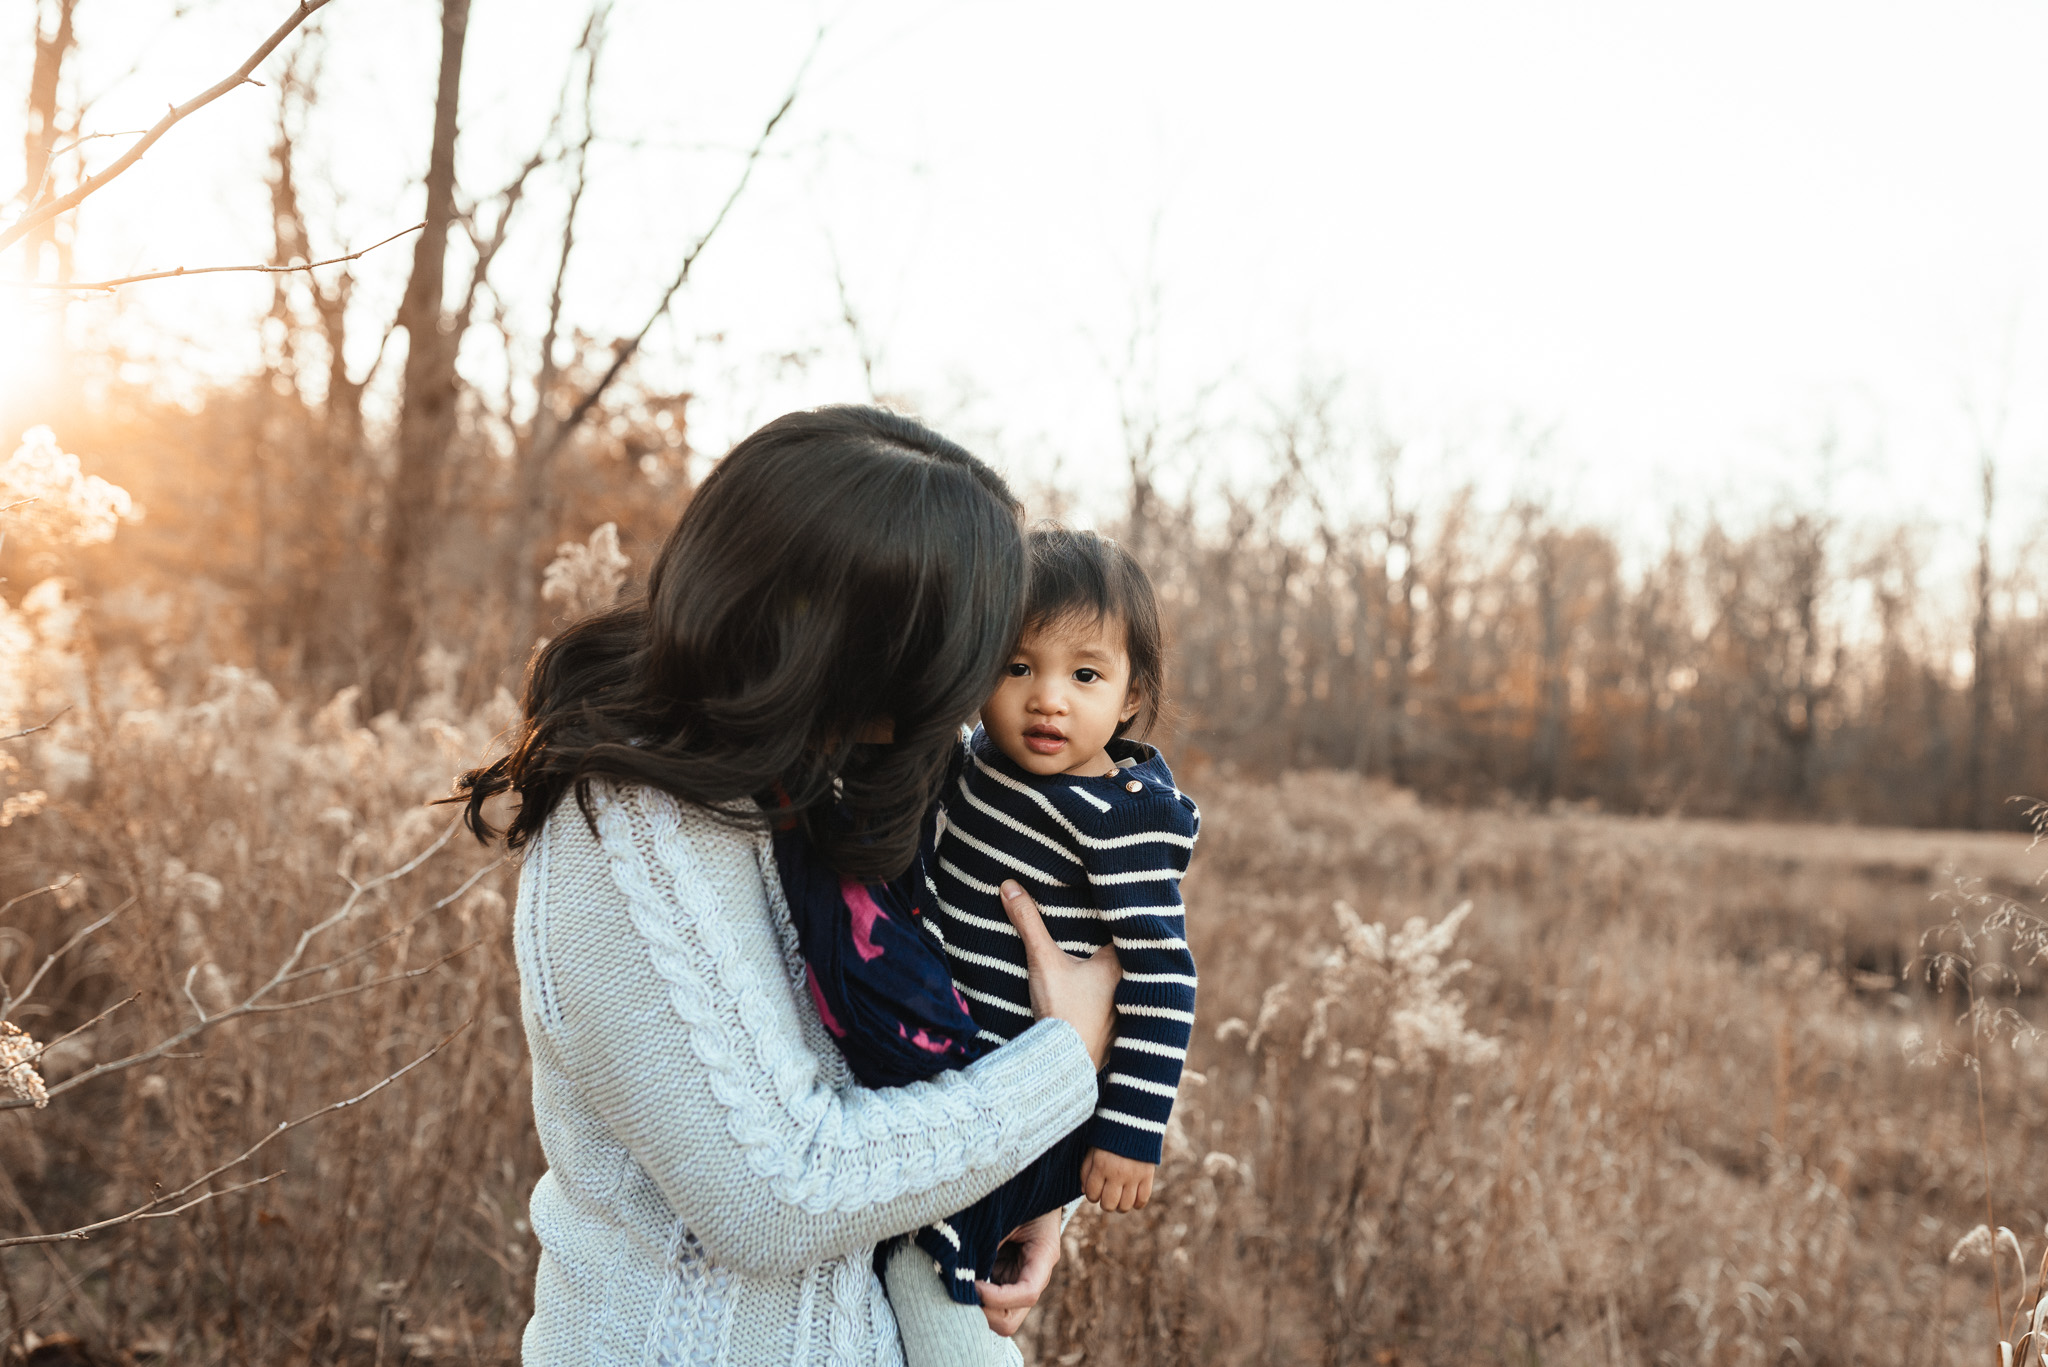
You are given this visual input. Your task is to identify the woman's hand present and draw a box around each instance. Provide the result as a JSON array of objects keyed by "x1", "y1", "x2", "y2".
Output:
[
  {"x1": 975, "y1": 1209, "x2": 1063, "y2": 1336},
  {"x1": 999, "y1": 880, "x2": 1118, "y2": 1068}
]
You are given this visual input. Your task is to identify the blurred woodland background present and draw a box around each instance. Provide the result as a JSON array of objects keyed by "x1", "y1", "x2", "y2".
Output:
[{"x1": 3, "y1": 3, "x2": 2048, "y2": 1365}]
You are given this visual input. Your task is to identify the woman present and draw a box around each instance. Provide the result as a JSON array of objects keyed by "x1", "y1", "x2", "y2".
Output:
[{"x1": 457, "y1": 406, "x2": 1117, "y2": 1364}]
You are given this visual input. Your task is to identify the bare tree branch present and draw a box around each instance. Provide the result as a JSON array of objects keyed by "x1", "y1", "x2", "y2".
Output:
[
  {"x1": 539, "y1": 28, "x2": 821, "y2": 460},
  {"x1": 829, "y1": 240, "x2": 881, "y2": 403},
  {"x1": 0, "y1": 1023, "x2": 467, "y2": 1248},
  {"x1": 1, "y1": 708, "x2": 71, "y2": 744},
  {"x1": 6, "y1": 220, "x2": 422, "y2": 292},
  {"x1": 278, "y1": 854, "x2": 502, "y2": 986},
  {"x1": 244, "y1": 940, "x2": 479, "y2": 1014},
  {"x1": 528, "y1": 4, "x2": 609, "y2": 428},
  {"x1": 0, "y1": 876, "x2": 78, "y2": 920},
  {"x1": 1, "y1": 901, "x2": 129, "y2": 1020},
  {"x1": 43, "y1": 128, "x2": 150, "y2": 163},
  {"x1": 0, "y1": 0, "x2": 337, "y2": 255},
  {"x1": 28, "y1": 994, "x2": 137, "y2": 1066},
  {"x1": 0, "y1": 818, "x2": 471, "y2": 1111}
]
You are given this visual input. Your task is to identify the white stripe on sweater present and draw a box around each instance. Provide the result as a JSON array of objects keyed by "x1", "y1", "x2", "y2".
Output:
[
  {"x1": 935, "y1": 894, "x2": 1096, "y2": 944},
  {"x1": 938, "y1": 860, "x2": 1092, "y2": 916},
  {"x1": 1070, "y1": 786, "x2": 1113, "y2": 812},
  {"x1": 1096, "y1": 904, "x2": 1185, "y2": 921},
  {"x1": 945, "y1": 944, "x2": 1030, "y2": 980},
  {"x1": 937, "y1": 856, "x2": 1001, "y2": 896},
  {"x1": 1106, "y1": 1072, "x2": 1182, "y2": 1098},
  {"x1": 957, "y1": 779, "x2": 1087, "y2": 867},
  {"x1": 1117, "y1": 1004, "x2": 1197, "y2": 1023},
  {"x1": 1088, "y1": 867, "x2": 1183, "y2": 887},
  {"x1": 1114, "y1": 1037, "x2": 1187, "y2": 1060},
  {"x1": 970, "y1": 758, "x2": 1197, "y2": 851},
  {"x1": 932, "y1": 1220, "x2": 962, "y2": 1250},
  {"x1": 1114, "y1": 935, "x2": 1189, "y2": 952},
  {"x1": 1093, "y1": 1107, "x2": 1169, "y2": 1134},
  {"x1": 944, "y1": 823, "x2": 1071, "y2": 888},
  {"x1": 954, "y1": 983, "x2": 1033, "y2": 1018},
  {"x1": 1122, "y1": 971, "x2": 1199, "y2": 986},
  {"x1": 936, "y1": 894, "x2": 1020, "y2": 938}
]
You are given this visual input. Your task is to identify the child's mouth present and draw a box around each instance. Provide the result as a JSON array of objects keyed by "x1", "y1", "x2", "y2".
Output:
[{"x1": 1022, "y1": 725, "x2": 1066, "y2": 755}]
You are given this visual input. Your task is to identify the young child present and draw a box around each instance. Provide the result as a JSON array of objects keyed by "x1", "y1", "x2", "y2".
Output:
[{"x1": 771, "y1": 524, "x2": 1199, "y2": 1363}]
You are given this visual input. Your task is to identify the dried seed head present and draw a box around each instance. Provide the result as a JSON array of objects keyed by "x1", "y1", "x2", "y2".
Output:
[
  {"x1": 1949, "y1": 1223, "x2": 1994, "y2": 1264},
  {"x1": 0, "y1": 1021, "x2": 49, "y2": 1109},
  {"x1": 540, "y1": 523, "x2": 631, "y2": 619}
]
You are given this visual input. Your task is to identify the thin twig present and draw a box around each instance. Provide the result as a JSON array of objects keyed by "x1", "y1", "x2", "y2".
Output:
[
  {"x1": 244, "y1": 941, "x2": 479, "y2": 1013},
  {"x1": 0, "y1": 821, "x2": 467, "y2": 1111},
  {"x1": 28, "y1": 993, "x2": 138, "y2": 1065},
  {"x1": 8, "y1": 221, "x2": 423, "y2": 293},
  {"x1": 0, "y1": 1019, "x2": 466, "y2": 1247},
  {"x1": 539, "y1": 28, "x2": 820, "y2": 459},
  {"x1": 278, "y1": 855, "x2": 502, "y2": 985},
  {"x1": 44, "y1": 128, "x2": 151, "y2": 161},
  {"x1": 1967, "y1": 969, "x2": 2006, "y2": 1352},
  {"x1": 0, "y1": 0, "x2": 337, "y2": 254},
  {"x1": 1, "y1": 708, "x2": 71, "y2": 744},
  {"x1": 181, "y1": 963, "x2": 210, "y2": 1025},
  {"x1": 1, "y1": 901, "x2": 129, "y2": 1019},
  {"x1": 0, "y1": 875, "x2": 78, "y2": 920}
]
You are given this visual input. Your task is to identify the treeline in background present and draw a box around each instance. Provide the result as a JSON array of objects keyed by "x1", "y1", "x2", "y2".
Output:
[{"x1": 24, "y1": 358, "x2": 2046, "y2": 833}]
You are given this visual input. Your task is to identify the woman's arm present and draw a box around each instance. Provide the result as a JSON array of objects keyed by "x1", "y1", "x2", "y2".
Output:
[{"x1": 532, "y1": 784, "x2": 1102, "y2": 1279}]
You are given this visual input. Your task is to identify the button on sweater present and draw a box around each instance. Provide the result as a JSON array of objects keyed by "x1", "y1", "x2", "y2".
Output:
[
  {"x1": 929, "y1": 728, "x2": 1201, "y2": 1166},
  {"x1": 513, "y1": 781, "x2": 1099, "y2": 1365}
]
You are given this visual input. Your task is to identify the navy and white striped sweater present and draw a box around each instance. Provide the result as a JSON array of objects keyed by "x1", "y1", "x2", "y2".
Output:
[{"x1": 927, "y1": 726, "x2": 1200, "y2": 1166}]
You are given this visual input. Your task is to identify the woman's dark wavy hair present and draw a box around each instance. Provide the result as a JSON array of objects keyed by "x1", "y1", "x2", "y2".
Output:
[{"x1": 454, "y1": 405, "x2": 1025, "y2": 882}]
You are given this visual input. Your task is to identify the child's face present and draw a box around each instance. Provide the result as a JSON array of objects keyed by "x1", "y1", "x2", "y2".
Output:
[{"x1": 982, "y1": 614, "x2": 1142, "y2": 778}]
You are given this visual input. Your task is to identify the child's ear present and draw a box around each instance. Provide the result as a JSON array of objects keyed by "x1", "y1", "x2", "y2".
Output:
[{"x1": 1119, "y1": 688, "x2": 1143, "y2": 724}]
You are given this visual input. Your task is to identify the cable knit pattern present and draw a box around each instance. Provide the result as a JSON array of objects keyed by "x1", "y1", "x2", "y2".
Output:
[{"x1": 516, "y1": 782, "x2": 1099, "y2": 1366}]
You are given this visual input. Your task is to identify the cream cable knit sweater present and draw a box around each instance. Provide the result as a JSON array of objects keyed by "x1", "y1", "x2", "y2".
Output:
[{"x1": 514, "y1": 781, "x2": 1099, "y2": 1365}]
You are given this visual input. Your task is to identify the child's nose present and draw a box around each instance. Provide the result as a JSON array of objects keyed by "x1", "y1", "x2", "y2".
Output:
[{"x1": 1028, "y1": 682, "x2": 1068, "y2": 714}]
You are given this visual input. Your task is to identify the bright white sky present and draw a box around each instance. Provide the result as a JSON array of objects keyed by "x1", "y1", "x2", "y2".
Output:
[{"x1": 5, "y1": 0, "x2": 2048, "y2": 559}]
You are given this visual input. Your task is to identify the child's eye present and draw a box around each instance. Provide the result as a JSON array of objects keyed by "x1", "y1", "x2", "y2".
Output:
[
  {"x1": 1004, "y1": 662, "x2": 1030, "y2": 677},
  {"x1": 1073, "y1": 668, "x2": 1101, "y2": 684}
]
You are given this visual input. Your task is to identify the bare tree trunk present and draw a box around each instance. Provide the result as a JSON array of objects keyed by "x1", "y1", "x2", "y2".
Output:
[
  {"x1": 16, "y1": 0, "x2": 78, "y2": 391},
  {"x1": 1531, "y1": 526, "x2": 1566, "y2": 802},
  {"x1": 505, "y1": 18, "x2": 603, "y2": 650},
  {"x1": 20, "y1": 0, "x2": 78, "y2": 275},
  {"x1": 262, "y1": 49, "x2": 376, "y2": 683},
  {"x1": 1965, "y1": 456, "x2": 1996, "y2": 828},
  {"x1": 1385, "y1": 523, "x2": 1417, "y2": 787},
  {"x1": 371, "y1": 0, "x2": 471, "y2": 711}
]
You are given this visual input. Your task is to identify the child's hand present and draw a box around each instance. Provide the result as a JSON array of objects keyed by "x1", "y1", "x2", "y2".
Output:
[{"x1": 1081, "y1": 1148, "x2": 1155, "y2": 1213}]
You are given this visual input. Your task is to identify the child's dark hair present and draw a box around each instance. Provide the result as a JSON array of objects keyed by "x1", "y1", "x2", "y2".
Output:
[{"x1": 1023, "y1": 524, "x2": 1164, "y2": 739}]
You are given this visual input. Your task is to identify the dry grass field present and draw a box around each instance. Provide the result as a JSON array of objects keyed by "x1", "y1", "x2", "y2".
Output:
[
  {"x1": 5, "y1": 676, "x2": 2045, "y2": 1365},
  {"x1": 1029, "y1": 776, "x2": 2048, "y2": 1366}
]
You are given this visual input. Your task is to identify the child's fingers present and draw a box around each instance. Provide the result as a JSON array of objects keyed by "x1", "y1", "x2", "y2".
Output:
[
  {"x1": 1083, "y1": 1166, "x2": 1105, "y2": 1204},
  {"x1": 1133, "y1": 1175, "x2": 1153, "y2": 1210}
]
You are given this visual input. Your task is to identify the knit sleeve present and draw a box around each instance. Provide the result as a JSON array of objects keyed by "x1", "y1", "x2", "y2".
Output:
[
  {"x1": 1077, "y1": 788, "x2": 1199, "y2": 1165},
  {"x1": 534, "y1": 784, "x2": 1099, "y2": 1280}
]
